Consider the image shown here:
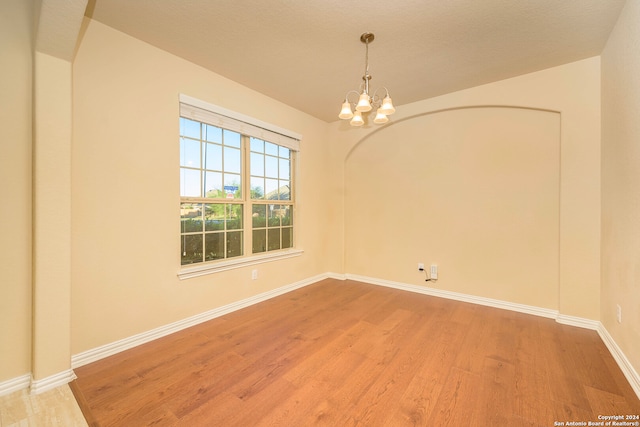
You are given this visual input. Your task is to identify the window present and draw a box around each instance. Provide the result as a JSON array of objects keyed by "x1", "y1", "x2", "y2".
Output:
[
  {"x1": 179, "y1": 122, "x2": 244, "y2": 264},
  {"x1": 179, "y1": 96, "x2": 300, "y2": 272},
  {"x1": 249, "y1": 138, "x2": 293, "y2": 254}
]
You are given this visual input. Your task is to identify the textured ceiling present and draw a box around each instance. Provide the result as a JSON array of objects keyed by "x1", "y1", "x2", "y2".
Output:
[
  {"x1": 36, "y1": 0, "x2": 87, "y2": 61},
  {"x1": 85, "y1": 0, "x2": 626, "y2": 123}
]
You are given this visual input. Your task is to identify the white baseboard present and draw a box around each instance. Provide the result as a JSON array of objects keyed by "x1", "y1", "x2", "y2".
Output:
[
  {"x1": 29, "y1": 369, "x2": 76, "y2": 395},
  {"x1": 598, "y1": 324, "x2": 640, "y2": 399},
  {"x1": 1, "y1": 371, "x2": 77, "y2": 397},
  {"x1": 556, "y1": 313, "x2": 600, "y2": 330},
  {"x1": 0, "y1": 373, "x2": 31, "y2": 397},
  {"x1": 345, "y1": 273, "x2": 559, "y2": 320},
  {"x1": 71, "y1": 272, "x2": 333, "y2": 368}
]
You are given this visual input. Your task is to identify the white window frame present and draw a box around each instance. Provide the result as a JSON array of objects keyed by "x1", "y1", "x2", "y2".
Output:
[{"x1": 178, "y1": 95, "x2": 303, "y2": 280}]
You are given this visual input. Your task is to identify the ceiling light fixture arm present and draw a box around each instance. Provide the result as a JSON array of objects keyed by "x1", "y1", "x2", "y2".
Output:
[{"x1": 370, "y1": 86, "x2": 391, "y2": 108}]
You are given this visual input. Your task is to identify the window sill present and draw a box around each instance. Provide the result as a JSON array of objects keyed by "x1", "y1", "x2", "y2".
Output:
[{"x1": 177, "y1": 249, "x2": 304, "y2": 280}]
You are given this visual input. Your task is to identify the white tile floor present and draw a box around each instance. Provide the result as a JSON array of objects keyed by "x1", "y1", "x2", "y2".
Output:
[{"x1": 0, "y1": 385, "x2": 87, "y2": 427}]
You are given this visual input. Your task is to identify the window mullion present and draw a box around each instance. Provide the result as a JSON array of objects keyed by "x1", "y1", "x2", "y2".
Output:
[
  {"x1": 200, "y1": 123, "x2": 205, "y2": 199},
  {"x1": 201, "y1": 124, "x2": 207, "y2": 263},
  {"x1": 200, "y1": 203, "x2": 206, "y2": 263},
  {"x1": 242, "y1": 135, "x2": 251, "y2": 255}
]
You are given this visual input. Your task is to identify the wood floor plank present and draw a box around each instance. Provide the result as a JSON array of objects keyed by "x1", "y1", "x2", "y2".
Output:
[
  {"x1": 72, "y1": 279, "x2": 640, "y2": 426},
  {"x1": 384, "y1": 313, "x2": 459, "y2": 425},
  {"x1": 512, "y1": 317, "x2": 555, "y2": 424},
  {"x1": 385, "y1": 373, "x2": 444, "y2": 427},
  {"x1": 226, "y1": 377, "x2": 300, "y2": 427},
  {"x1": 157, "y1": 352, "x2": 248, "y2": 420},
  {"x1": 255, "y1": 351, "x2": 369, "y2": 427},
  {"x1": 427, "y1": 367, "x2": 484, "y2": 426},
  {"x1": 540, "y1": 323, "x2": 597, "y2": 413},
  {"x1": 280, "y1": 322, "x2": 359, "y2": 388},
  {"x1": 173, "y1": 391, "x2": 245, "y2": 426},
  {"x1": 347, "y1": 331, "x2": 435, "y2": 425}
]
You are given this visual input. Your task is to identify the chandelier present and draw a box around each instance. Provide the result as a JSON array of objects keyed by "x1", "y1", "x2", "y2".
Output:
[{"x1": 338, "y1": 32, "x2": 396, "y2": 126}]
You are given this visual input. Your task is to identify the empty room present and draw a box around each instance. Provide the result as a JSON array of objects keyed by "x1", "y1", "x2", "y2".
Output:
[{"x1": 1, "y1": 0, "x2": 640, "y2": 425}]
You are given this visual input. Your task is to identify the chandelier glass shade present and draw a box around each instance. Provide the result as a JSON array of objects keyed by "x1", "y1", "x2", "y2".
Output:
[{"x1": 338, "y1": 33, "x2": 395, "y2": 126}]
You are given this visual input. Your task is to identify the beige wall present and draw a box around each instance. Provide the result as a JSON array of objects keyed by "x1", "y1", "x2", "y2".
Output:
[
  {"x1": 331, "y1": 57, "x2": 602, "y2": 320},
  {"x1": 32, "y1": 51, "x2": 73, "y2": 380},
  {"x1": 0, "y1": 0, "x2": 34, "y2": 383},
  {"x1": 70, "y1": 19, "x2": 336, "y2": 354},
  {"x1": 601, "y1": 0, "x2": 640, "y2": 376},
  {"x1": 345, "y1": 107, "x2": 560, "y2": 309}
]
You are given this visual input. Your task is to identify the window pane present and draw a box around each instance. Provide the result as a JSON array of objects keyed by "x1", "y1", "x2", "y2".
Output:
[
  {"x1": 250, "y1": 152, "x2": 264, "y2": 176},
  {"x1": 204, "y1": 171, "x2": 223, "y2": 198},
  {"x1": 180, "y1": 168, "x2": 201, "y2": 197},
  {"x1": 226, "y1": 204, "x2": 243, "y2": 230},
  {"x1": 282, "y1": 227, "x2": 293, "y2": 249},
  {"x1": 227, "y1": 231, "x2": 243, "y2": 257},
  {"x1": 265, "y1": 179, "x2": 278, "y2": 199},
  {"x1": 281, "y1": 206, "x2": 292, "y2": 226},
  {"x1": 224, "y1": 174, "x2": 242, "y2": 199},
  {"x1": 251, "y1": 177, "x2": 265, "y2": 200},
  {"x1": 181, "y1": 234, "x2": 203, "y2": 265},
  {"x1": 224, "y1": 147, "x2": 241, "y2": 173},
  {"x1": 265, "y1": 156, "x2": 278, "y2": 178},
  {"x1": 180, "y1": 138, "x2": 200, "y2": 168},
  {"x1": 268, "y1": 228, "x2": 280, "y2": 251},
  {"x1": 265, "y1": 141, "x2": 278, "y2": 156},
  {"x1": 279, "y1": 158, "x2": 290, "y2": 180},
  {"x1": 205, "y1": 233, "x2": 224, "y2": 261},
  {"x1": 204, "y1": 143, "x2": 222, "y2": 171},
  {"x1": 224, "y1": 129, "x2": 241, "y2": 148},
  {"x1": 180, "y1": 118, "x2": 200, "y2": 139},
  {"x1": 279, "y1": 146, "x2": 290, "y2": 159},
  {"x1": 204, "y1": 124, "x2": 222, "y2": 143},
  {"x1": 204, "y1": 204, "x2": 224, "y2": 231},
  {"x1": 268, "y1": 205, "x2": 281, "y2": 227},
  {"x1": 279, "y1": 181, "x2": 290, "y2": 200},
  {"x1": 252, "y1": 229, "x2": 266, "y2": 253},
  {"x1": 250, "y1": 137, "x2": 264, "y2": 153},
  {"x1": 252, "y1": 204, "x2": 266, "y2": 228},
  {"x1": 181, "y1": 203, "x2": 203, "y2": 232}
]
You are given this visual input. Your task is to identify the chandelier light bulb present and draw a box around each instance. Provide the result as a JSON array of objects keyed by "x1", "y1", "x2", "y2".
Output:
[
  {"x1": 339, "y1": 101, "x2": 354, "y2": 119},
  {"x1": 379, "y1": 95, "x2": 396, "y2": 115},
  {"x1": 350, "y1": 111, "x2": 365, "y2": 126},
  {"x1": 356, "y1": 93, "x2": 372, "y2": 112},
  {"x1": 373, "y1": 109, "x2": 389, "y2": 124}
]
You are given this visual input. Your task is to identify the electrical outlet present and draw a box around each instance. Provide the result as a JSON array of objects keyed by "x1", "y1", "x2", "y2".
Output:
[
  {"x1": 430, "y1": 264, "x2": 438, "y2": 280},
  {"x1": 252, "y1": 269, "x2": 258, "y2": 280},
  {"x1": 616, "y1": 304, "x2": 622, "y2": 323},
  {"x1": 418, "y1": 263, "x2": 424, "y2": 271}
]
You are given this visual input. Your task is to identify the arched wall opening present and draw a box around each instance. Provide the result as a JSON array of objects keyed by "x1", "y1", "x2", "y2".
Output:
[{"x1": 344, "y1": 106, "x2": 560, "y2": 309}]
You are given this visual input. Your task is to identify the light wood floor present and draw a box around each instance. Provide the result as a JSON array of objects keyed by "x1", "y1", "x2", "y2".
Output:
[
  {"x1": 72, "y1": 279, "x2": 640, "y2": 426},
  {"x1": 0, "y1": 385, "x2": 87, "y2": 426}
]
